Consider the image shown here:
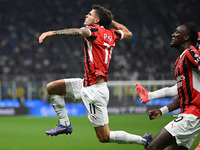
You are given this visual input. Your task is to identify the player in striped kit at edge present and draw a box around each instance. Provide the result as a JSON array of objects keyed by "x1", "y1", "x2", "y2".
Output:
[
  {"x1": 136, "y1": 25, "x2": 200, "y2": 149},
  {"x1": 39, "y1": 4, "x2": 152, "y2": 148}
]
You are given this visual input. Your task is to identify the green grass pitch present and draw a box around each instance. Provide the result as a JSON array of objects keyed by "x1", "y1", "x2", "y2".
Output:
[{"x1": 0, "y1": 114, "x2": 199, "y2": 150}]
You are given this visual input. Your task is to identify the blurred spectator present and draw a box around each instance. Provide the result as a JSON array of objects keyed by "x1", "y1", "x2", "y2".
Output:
[{"x1": 0, "y1": 0, "x2": 199, "y2": 82}]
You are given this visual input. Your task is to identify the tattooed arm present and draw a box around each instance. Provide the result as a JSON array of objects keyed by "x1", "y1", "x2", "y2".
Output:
[{"x1": 39, "y1": 28, "x2": 90, "y2": 43}]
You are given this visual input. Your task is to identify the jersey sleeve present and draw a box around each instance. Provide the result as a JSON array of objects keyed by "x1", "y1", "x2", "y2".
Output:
[
  {"x1": 114, "y1": 29, "x2": 124, "y2": 40},
  {"x1": 85, "y1": 26, "x2": 124, "y2": 42},
  {"x1": 84, "y1": 26, "x2": 98, "y2": 41},
  {"x1": 80, "y1": 26, "x2": 91, "y2": 37},
  {"x1": 186, "y1": 48, "x2": 200, "y2": 71}
]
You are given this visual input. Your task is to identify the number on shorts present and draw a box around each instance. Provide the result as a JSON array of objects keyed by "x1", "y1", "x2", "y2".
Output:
[
  {"x1": 174, "y1": 116, "x2": 183, "y2": 122},
  {"x1": 89, "y1": 103, "x2": 96, "y2": 114}
]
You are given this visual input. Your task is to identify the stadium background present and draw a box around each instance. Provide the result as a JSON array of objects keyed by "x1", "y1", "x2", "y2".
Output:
[{"x1": 0, "y1": 0, "x2": 199, "y2": 149}]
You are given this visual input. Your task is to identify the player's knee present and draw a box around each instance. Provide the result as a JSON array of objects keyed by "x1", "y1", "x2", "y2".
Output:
[{"x1": 46, "y1": 82, "x2": 55, "y2": 95}]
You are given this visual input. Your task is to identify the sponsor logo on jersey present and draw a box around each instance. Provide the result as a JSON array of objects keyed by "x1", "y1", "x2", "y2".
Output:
[
  {"x1": 176, "y1": 75, "x2": 185, "y2": 88},
  {"x1": 194, "y1": 54, "x2": 200, "y2": 64}
]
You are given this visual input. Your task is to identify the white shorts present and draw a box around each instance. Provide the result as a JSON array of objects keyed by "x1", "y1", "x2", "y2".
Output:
[
  {"x1": 165, "y1": 114, "x2": 200, "y2": 149},
  {"x1": 64, "y1": 78, "x2": 83, "y2": 102},
  {"x1": 64, "y1": 78, "x2": 109, "y2": 127}
]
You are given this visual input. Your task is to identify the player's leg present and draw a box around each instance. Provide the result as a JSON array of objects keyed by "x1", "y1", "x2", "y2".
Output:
[
  {"x1": 94, "y1": 124, "x2": 150, "y2": 144},
  {"x1": 81, "y1": 83, "x2": 152, "y2": 146},
  {"x1": 94, "y1": 123, "x2": 152, "y2": 146},
  {"x1": 136, "y1": 82, "x2": 178, "y2": 103},
  {"x1": 146, "y1": 128, "x2": 176, "y2": 150},
  {"x1": 47, "y1": 79, "x2": 70, "y2": 126},
  {"x1": 47, "y1": 79, "x2": 66, "y2": 95},
  {"x1": 148, "y1": 84, "x2": 178, "y2": 100},
  {"x1": 45, "y1": 79, "x2": 72, "y2": 136},
  {"x1": 81, "y1": 83, "x2": 110, "y2": 142},
  {"x1": 167, "y1": 144, "x2": 188, "y2": 150},
  {"x1": 148, "y1": 114, "x2": 200, "y2": 150},
  {"x1": 46, "y1": 78, "x2": 83, "y2": 136},
  {"x1": 109, "y1": 129, "x2": 152, "y2": 145},
  {"x1": 166, "y1": 114, "x2": 200, "y2": 150},
  {"x1": 94, "y1": 124, "x2": 110, "y2": 142}
]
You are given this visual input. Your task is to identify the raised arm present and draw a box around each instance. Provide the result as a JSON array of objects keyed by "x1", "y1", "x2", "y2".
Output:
[
  {"x1": 39, "y1": 28, "x2": 90, "y2": 43},
  {"x1": 111, "y1": 20, "x2": 132, "y2": 39}
]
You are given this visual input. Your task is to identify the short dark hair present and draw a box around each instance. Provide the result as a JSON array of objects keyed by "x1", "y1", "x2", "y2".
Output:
[
  {"x1": 183, "y1": 23, "x2": 198, "y2": 46},
  {"x1": 92, "y1": 5, "x2": 113, "y2": 29}
]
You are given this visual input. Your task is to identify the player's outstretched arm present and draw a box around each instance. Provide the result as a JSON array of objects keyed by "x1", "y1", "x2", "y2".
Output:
[
  {"x1": 148, "y1": 96, "x2": 180, "y2": 120},
  {"x1": 39, "y1": 31, "x2": 55, "y2": 43},
  {"x1": 111, "y1": 20, "x2": 132, "y2": 39},
  {"x1": 39, "y1": 28, "x2": 90, "y2": 43}
]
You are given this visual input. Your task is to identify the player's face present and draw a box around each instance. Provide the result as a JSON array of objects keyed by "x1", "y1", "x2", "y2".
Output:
[
  {"x1": 84, "y1": 9, "x2": 99, "y2": 26},
  {"x1": 170, "y1": 25, "x2": 188, "y2": 48}
]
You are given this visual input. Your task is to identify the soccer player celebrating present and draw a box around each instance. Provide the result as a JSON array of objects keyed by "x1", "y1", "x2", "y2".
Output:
[
  {"x1": 39, "y1": 5, "x2": 152, "y2": 147},
  {"x1": 136, "y1": 31, "x2": 200, "y2": 104},
  {"x1": 136, "y1": 31, "x2": 200, "y2": 149},
  {"x1": 136, "y1": 24, "x2": 200, "y2": 150}
]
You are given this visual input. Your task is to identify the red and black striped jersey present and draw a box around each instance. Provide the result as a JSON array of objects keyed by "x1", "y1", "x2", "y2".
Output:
[
  {"x1": 174, "y1": 45, "x2": 200, "y2": 118},
  {"x1": 83, "y1": 25, "x2": 123, "y2": 87}
]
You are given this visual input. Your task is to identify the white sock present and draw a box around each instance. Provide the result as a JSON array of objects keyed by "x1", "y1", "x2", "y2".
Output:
[
  {"x1": 148, "y1": 84, "x2": 178, "y2": 100},
  {"x1": 109, "y1": 131, "x2": 146, "y2": 145},
  {"x1": 49, "y1": 95, "x2": 70, "y2": 126}
]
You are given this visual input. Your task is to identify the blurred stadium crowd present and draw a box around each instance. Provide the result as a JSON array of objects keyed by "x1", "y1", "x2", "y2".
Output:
[{"x1": 0, "y1": 0, "x2": 199, "y2": 82}]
